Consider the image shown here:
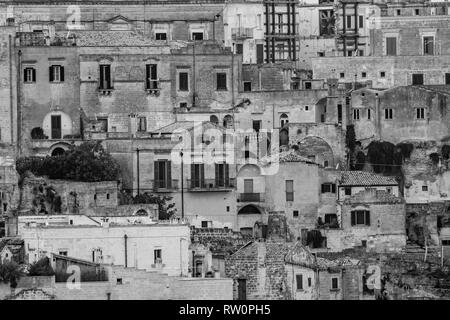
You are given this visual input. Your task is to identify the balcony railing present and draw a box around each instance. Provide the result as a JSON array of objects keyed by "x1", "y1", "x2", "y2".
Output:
[
  {"x1": 231, "y1": 27, "x2": 254, "y2": 40},
  {"x1": 18, "y1": 33, "x2": 76, "y2": 47},
  {"x1": 238, "y1": 193, "x2": 264, "y2": 202},
  {"x1": 186, "y1": 178, "x2": 235, "y2": 191},
  {"x1": 152, "y1": 179, "x2": 179, "y2": 191}
]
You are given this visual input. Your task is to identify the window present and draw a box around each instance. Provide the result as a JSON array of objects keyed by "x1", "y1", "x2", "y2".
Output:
[
  {"x1": 446, "y1": 73, "x2": 450, "y2": 85},
  {"x1": 216, "y1": 73, "x2": 227, "y2": 91},
  {"x1": 324, "y1": 160, "x2": 329, "y2": 167},
  {"x1": 353, "y1": 109, "x2": 360, "y2": 120},
  {"x1": 346, "y1": 15, "x2": 352, "y2": 29},
  {"x1": 192, "y1": 32, "x2": 204, "y2": 40},
  {"x1": 416, "y1": 108, "x2": 425, "y2": 119},
  {"x1": 256, "y1": 44, "x2": 264, "y2": 64},
  {"x1": 58, "y1": 251, "x2": 68, "y2": 256},
  {"x1": 367, "y1": 109, "x2": 371, "y2": 120},
  {"x1": 325, "y1": 214, "x2": 338, "y2": 225},
  {"x1": 361, "y1": 72, "x2": 367, "y2": 78},
  {"x1": 340, "y1": 72, "x2": 345, "y2": 78},
  {"x1": 412, "y1": 74, "x2": 424, "y2": 85},
  {"x1": 344, "y1": 187, "x2": 351, "y2": 195},
  {"x1": 415, "y1": 9, "x2": 419, "y2": 15},
  {"x1": 321, "y1": 183, "x2": 336, "y2": 193},
  {"x1": 380, "y1": 71, "x2": 386, "y2": 78},
  {"x1": 442, "y1": 240, "x2": 450, "y2": 246},
  {"x1": 49, "y1": 65, "x2": 64, "y2": 82},
  {"x1": 386, "y1": 37, "x2": 397, "y2": 56},
  {"x1": 138, "y1": 116, "x2": 147, "y2": 132},
  {"x1": 308, "y1": 278, "x2": 312, "y2": 287},
  {"x1": 154, "y1": 160, "x2": 172, "y2": 189},
  {"x1": 347, "y1": 50, "x2": 353, "y2": 57},
  {"x1": 99, "y1": 64, "x2": 112, "y2": 89},
  {"x1": 155, "y1": 32, "x2": 167, "y2": 40},
  {"x1": 350, "y1": 210, "x2": 370, "y2": 226},
  {"x1": 244, "y1": 81, "x2": 252, "y2": 92},
  {"x1": 236, "y1": 43, "x2": 243, "y2": 55},
  {"x1": 305, "y1": 82, "x2": 312, "y2": 90},
  {"x1": 257, "y1": 14, "x2": 262, "y2": 28},
  {"x1": 293, "y1": 210, "x2": 299, "y2": 217},
  {"x1": 154, "y1": 249, "x2": 162, "y2": 264},
  {"x1": 106, "y1": 193, "x2": 110, "y2": 200},
  {"x1": 305, "y1": 106, "x2": 310, "y2": 111},
  {"x1": 331, "y1": 277, "x2": 339, "y2": 290},
  {"x1": 358, "y1": 15, "x2": 364, "y2": 28},
  {"x1": 286, "y1": 180, "x2": 294, "y2": 202},
  {"x1": 179, "y1": 72, "x2": 189, "y2": 91},
  {"x1": 280, "y1": 114, "x2": 289, "y2": 127},
  {"x1": 423, "y1": 36, "x2": 434, "y2": 55},
  {"x1": 215, "y1": 163, "x2": 230, "y2": 187},
  {"x1": 396, "y1": 9, "x2": 401, "y2": 16},
  {"x1": 24, "y1": 67, "x2": 36, "y2": 83},
  {"x1": 359, "y1": 50, "x2": 364, "y2": 56},
  {"x1": 386, "y1": 187, "x2": 392, "y2": 194},
  {"x1": 296, "y1": 274, "x2": 303, "y2": 290},
  {"x1": 146, "y1": 64, "x2": 158, "y2": 89},
  {"x1": 337, "y1": 104, "x2": 342, "y2": 123},
  {"x1": 201, "y1": 221, "x2": 208, "y2": 228},
  {"x1": 422, "y1": 185, "x2": 428, "y2": 191},
  {"x1": 191, "y1": 163, "x2": 205, "y2": 188},
  {"x1": 117, "y1": 278, "x2": 123, "y2": 284},
  {"x1": 180, "y1": 102, "x2": 187, "y2": 109},
  {"x1": 384, "y1": 108, "x2": 393, "y2": 120},
  {"x1": 252, "y1": 120, "x2": 261, "y2": 133}
]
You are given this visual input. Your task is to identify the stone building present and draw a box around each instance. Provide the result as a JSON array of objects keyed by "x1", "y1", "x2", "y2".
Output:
[{"x1": 21, "y1": 220, "x2": 190, "y2": 276}]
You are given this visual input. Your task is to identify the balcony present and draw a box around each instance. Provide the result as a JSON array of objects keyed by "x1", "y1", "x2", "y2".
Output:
[
  {"x1": 231, "y1": 28, "x2": 254, "y2": 40},
  {"x1": 186, "y1": 178, "x2": 235, "y2": 192},
  {"x1": 238, "y1": 193, "x2": 265, "y2": 202},
  {"x1": 152, "y1": 179, "x2": 179, "y2": 192},
  {"x1": 146, "y1": 80, "x2": 161, "y2": 96}
]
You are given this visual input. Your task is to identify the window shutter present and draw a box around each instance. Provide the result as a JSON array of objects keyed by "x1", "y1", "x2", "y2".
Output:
[
  {"x1": 215, "y1": 164, "x2": 219, "y2": 187},
  {"x1": 146, "y1": 64, "x2": 150, "y2": 89},
  {"x1": 166, "y1": 161, "x2": 172, "y2": 189},
  {"x1": 225, "y1": 164, "x2": 230, "y2": 186},
  {"x1": 151, "y1": 64, "x2": 157, "y2": 80},
  {"x1": 49, "y1": 66, "x2": 53, "y2": 82},
  {"x1": 32, "y1": 68, "x2": 36, "y2": 82},
  {"x1": 332, "y1": 183, "x2": 336, "y2": 193},
  {"x1": 200, "y1": 164, "x2": 205, "y2": 188},
  {"x1": 60, "y1": 66, "x2": 64, "y2": 82},
  {"x1": 190, "y1": 163, "x2": 195, "y2": 188},
  {"x1": 321, "y1": 184, "x2": 326, "y2": 193},
  {"x1": 365, "y1": 211, "x2": 370, "y2": 226},
  {"x1": 105, "y1": 65, "x2": 111, "y2": 88},
  {"x1": 154, "y1": 161, "x2": 159, "y2": 189},
  {"x1": 99, "y1": 65, "x2": 104, "y2": 88},
  {"x1": 351, "y1": 211, "x2": 356, "y2": 226},
  {"x1": 23, "y1": 68, "x2": 27, "y2": 82}
]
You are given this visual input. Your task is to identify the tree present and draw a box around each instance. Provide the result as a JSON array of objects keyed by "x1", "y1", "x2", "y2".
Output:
[
  {"x1": 0, "y1": 261, "x2": 24, "y2": 289},
  {"x1": 16, "y1": 141, "x2": 121, "y2": 182},
  {"x1": 28, "y1": 257, "x2": 55, "y2": 277}
]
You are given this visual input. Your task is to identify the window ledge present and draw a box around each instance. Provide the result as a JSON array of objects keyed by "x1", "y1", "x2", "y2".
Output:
[
  {"x1": 98, "y1": 88, "x2": 114, "y2": 95},
  {"x1": 330, "y1": 288, "x2": 340, "y2": 292}
]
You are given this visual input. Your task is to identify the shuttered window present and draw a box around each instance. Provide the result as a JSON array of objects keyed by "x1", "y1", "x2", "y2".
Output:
[
  {"x1": 215, "y1": 163, "x2": 230, "y2": 187},
  {"x1": 216, "y1": 73, "x2": 227, "y2": 91},
  {"x1": 286, "y1": 180, "x2": 294, "y2": 201},
  {"x1": 49, "y1": 65, "x2": 64, "y2": 82},
  {"x1": 386, "y1": 37, "x2": 397, "y2": 56},
  {"x1": 321, "y1": 183, "x2": 336, "y2": 193},
  {"x1": 146, "y1": 64, "x2": 158, "y2": 89},
  {"x1": 154, "y1": 160, "x2": 172, "y2": 189},
  {"x1": 296, "y1": 274, "x2": 303, "y2": 290},
  {"x1": 179, "y1": 72, "x2": 189, "y2": 91},
  {"x1": 24, "y1": 67, "x2": 36, "y2": 83},
  {"x1": 350, "y1": 210, "x2": 370, "y2": 226},
  {"x1": 99, "y1": 65, "x2": 112, "y2": 89}
]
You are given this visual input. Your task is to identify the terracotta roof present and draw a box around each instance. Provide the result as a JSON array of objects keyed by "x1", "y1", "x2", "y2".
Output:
[
  {"x1": 344, "y1": 189, "x2": 403, "y2": 204},
  {"x1": 340, "y1": 171, "x2": 398, "y2": 187},
  {"x1": 260, "y1": 150, "x2": 318, "y2": 166}
]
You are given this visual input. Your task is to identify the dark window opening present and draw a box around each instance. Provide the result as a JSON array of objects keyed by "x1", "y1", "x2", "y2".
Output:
[
  {"x1": 243, "y1": 81, "x2": 252, "y2": 92},
  {"x1": 179, "y1": 72, "x2": 189, "y2": 91},
  {"x1": 192, "y1": 32, "x2": 204, "y2": 40},
  {"x1": 321, "y1": 183, "x2": 336, "y2": 193},
  {"x1": 344, "y1": 187, "x2": 351, "y2": 195},
  {"x1": 24, "y1": 67, "x2": 36, "y2": 83},
  {"x1": 386, "y1": 37, "x2": 397, "y2": 56},
  {"x1": 412, "y1": 73, "x2": 424, "y2": 85},
  {"x1": 155, "y1": 33, "x2": 167, "y2": 40},
  {"x1": 216, "y1": 73, "x2": 227, "y2": 91},
  {"x1": 146, "y1": 64, "x2": 158, "y2": 89},
  {"x1": 296, "y1": 274, "x2": 303, "y2": 290},
  {"x1": 99, "y1": 64, "x2": 112, "y2": 89},
  {"x1": 350, "y1": 210, "x2": 370, "y2": 226}
]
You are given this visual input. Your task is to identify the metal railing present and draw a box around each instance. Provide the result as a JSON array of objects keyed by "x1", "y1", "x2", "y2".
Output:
[
  {"x1": 231, "y1": 27, "x2": 254, "y2": 40},
  {"x1": 152, "y1": 179, "x2": 179, "y2": 191},
  {"x1": 238, "y1": 193, "x2": 264, "y2": 202},
  {"x1": 186, "y1": 178, "x2": 235, "y2": 191}
]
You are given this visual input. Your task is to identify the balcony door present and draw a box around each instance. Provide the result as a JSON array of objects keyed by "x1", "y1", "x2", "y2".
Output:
[
  {"x1": 51, "y1": 115, "x2": 62, "y2": 139},
  {"x1": 154, "y1": 160, "x2": 172, "y2": 189},
  {"x1": 191, "y1": 164, "x2": 205, "y2": 188}
]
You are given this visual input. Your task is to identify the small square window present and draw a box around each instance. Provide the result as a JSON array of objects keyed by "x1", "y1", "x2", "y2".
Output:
[
  {"x1": 201, "y1": 221, "x2": 208, "y2": 228},
  {"x1": 293, "y1": 210, "x2": 299, "y2": 217},
  {"x1": 416, "y1": 108, "x2": 425, "y2": 119},
  {"x1": 180, "y1": 102, "x2": 188, "y2": 109},
  {"x1": 155, "y1": 32, "x2": 167, "y2": 40},
  {"x1": 359, "y1": 50, "x2": 364, "y2": 56},
  {"x1": 216, "y1": 73, "x2": 227, "y2": 91},
  {"x1": 331, "y1": 277, "x2": 339, "y2": 290},
  {"x1": 117, "y1": 278, "x2": 123, "y2": 285},
  {"x1": 422, "y1": 185, "x2": 428, "y2": 191},
  {"x1": 226, "y1": 206, "x2": 230, "y2": 212},
  {"x1": 305, "y1": 82, "x2": 312, "y2": 89},
  {"x1": 380, "y1": 71, "x2": 386, "y2": 78},
  {"x1": 415, "y1": 9, "x2": 419, "y2": 15},
  {"x1": 340, "y1": 72, "x2": 345, "y2": 78},
  {"x1": 243, "y1": 81, "x2": 252, "y2": 92},
  {"x1": 361, "y1": 72, "x2": 367, "y2": 78},
  {"x1": 396, "y1": 9, "x2": 401, "y2": 16},
  {"x1": 317, "y1": 52, "x2": 325, "y2": 57},
  {"x1": 305, "y1": 106, "x2": 309, "y2": 111},
  {"x1": 344, "y1": 187, "x2": 352, "y2": 196}
]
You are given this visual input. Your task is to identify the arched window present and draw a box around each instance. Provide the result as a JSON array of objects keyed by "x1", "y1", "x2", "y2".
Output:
[
  {"x1": 210, "y1": 115, "x2": 219, "y2": 125},
  {"x1": 280, "y1": 113, "x2": 289, "y2": 127},
  {"x1": 223, "y1": 115, "x2": 234, "y2": 129},
  {"x1": 279, "y1": 128, "x2": 289, "y2": 146},
  {"x1": 238, "y1": 205, "x2": 261, "y2": 215}
]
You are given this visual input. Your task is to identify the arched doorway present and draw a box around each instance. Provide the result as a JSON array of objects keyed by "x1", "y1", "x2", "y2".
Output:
[
  {"x1": 238, "y1": 205, "x2": 261, "y2": 214},
  {"x1": 280, "y1": 113, "x2": 289, "y2": 127},
  {"x1": 210, "y1": 115, "x2": 219, "y2": 125},
  {"x1": 51, "y1": 147, "x2": 66, "y2": 157},
  {"x1": 223, "y1": 115, "x2": 234, "y2": 129}
]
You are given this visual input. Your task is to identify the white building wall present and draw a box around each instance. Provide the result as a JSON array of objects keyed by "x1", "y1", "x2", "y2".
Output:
[{"x1": 21, "y1": 223, "x2": 190, "y2": 276}]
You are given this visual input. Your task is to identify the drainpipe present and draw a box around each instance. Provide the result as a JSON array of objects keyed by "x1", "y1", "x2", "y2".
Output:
[
  {"x1": 9, "y1": 35, "x2": 14, "y2": 146},
  {"x1": 16, "y1": 49, "x2": 22, "y2": 156},
  {"x1": 136, "y1": 148, "x2": 140, "y2": 196},
  {"x1": 231, "y1": 44, "x2": 235, "y2": 108},
  {"x1": 192, "y1": 250, "x2": 195, "y2": 277},
  {"x1": 124, "y1": 234, "x2": 128, "y2": 268}
]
